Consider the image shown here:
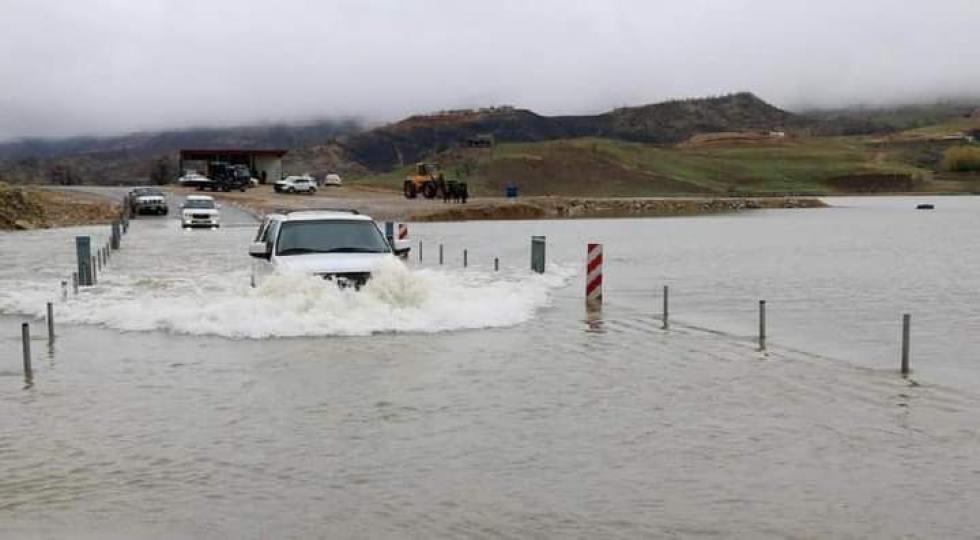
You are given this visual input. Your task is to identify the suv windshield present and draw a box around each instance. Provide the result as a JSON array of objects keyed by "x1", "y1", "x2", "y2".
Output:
[
  {"x1": 275, "y1": 220, "x2": 390, "y2": 256},
  {"x1": 183, "y1": 199, "x2": 215, "y2": 209}
]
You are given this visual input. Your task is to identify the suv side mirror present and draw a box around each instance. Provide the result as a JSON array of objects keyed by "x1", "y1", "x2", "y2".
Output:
[
  {"x1": 249, "y1": 241, "x2": 271, "y2": 259},
  {"x1": 392, "y1": 238, "x2": 411, "y2": 259}
]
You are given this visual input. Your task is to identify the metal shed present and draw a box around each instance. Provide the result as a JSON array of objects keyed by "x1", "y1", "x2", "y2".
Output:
[{"x1": 178, "y1": 149, "x2": 288, "y2": 185}]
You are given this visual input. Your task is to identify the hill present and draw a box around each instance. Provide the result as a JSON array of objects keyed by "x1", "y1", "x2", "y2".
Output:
[
  {"x1": 332, "y1": 92, "x2": 794, "y2": 171},
  {"x1": 3, "y1": 93, "x2": 978, "y2": 196},
  {"x1": 0, "y1": 118, "x2": 362, "y2": 185},
  {"x1": 585, "y1": 92, "x2": 795, "y2": 142},
  {"x1": 0, "y1": 118, "x2": 362, "y2": 161},
  {"x1": 800, "y1": 102, "x2": 979, "y2": 136},
  {"x1": 350, "y1": 135, "x2": 945, "y2": 197}
]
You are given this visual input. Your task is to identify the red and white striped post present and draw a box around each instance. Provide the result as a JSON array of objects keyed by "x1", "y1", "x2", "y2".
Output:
[
  {"x1": 586, "y1": 243, "x2": 603, "y2": 308},
  {"x1": 395, "y1": 223, "x2": 409, "y2": 259}
]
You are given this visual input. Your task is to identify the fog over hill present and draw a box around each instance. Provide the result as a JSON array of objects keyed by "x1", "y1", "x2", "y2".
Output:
[
  {"x1": 0, "y1": 92, "x2": 798, "y2": 179},
  {"x1": 2, "y1": 1, "x2": 979, "y2": 142},
  {"x1": 0, "y1": 119, "x2": 362, "y2": 161}
]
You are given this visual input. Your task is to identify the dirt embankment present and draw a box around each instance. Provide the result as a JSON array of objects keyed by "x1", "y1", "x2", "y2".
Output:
[
  {"x1": 201, "y1": 185, "x2": 826, "y2": 222},
  {"x1": 412, "y1": 196, "x2": 826, "y2": 222},
  {"x1": 0, "y1": 184, "x2": 121, "y2": 230},
  {"x1": 195, "y1": 185, "x2": 825, "y2": 223}
]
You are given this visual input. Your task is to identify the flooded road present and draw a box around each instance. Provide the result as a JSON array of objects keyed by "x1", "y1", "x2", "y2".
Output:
[{"x1": 3, "y1": 196, "x2": 980, "y2": 538}]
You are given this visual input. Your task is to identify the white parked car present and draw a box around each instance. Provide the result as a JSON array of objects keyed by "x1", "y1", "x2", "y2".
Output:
[
  {"x1": 274, "y1": 175, "x2": 317, "y2": 194},
  {"x1": 248, "y1": 209, "x2": 410, "y2": 288},
  {"x1": 323, "y1": 173, "x2": 342, "y2": 186},
  {"x1": 177, "y1": 171, "x2": 210, "y2": 187},
  {"x1": 180, "y1": 195, "x2": 220, "y2": 229}
]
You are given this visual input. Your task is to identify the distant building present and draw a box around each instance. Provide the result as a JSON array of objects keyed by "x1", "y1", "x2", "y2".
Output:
[{"x1": 178, "y1": 149, "x2": 287, "y2": 184}]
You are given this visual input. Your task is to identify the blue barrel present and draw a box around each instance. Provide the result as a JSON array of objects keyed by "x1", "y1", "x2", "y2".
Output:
[{"x1": 505, "y1": 185, "x2": 518, "y2": 198}]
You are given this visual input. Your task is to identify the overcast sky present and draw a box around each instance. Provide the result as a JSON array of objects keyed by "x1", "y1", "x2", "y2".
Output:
[{"x1": 2, "y1": 0, "x2": 979, "y2": 141}]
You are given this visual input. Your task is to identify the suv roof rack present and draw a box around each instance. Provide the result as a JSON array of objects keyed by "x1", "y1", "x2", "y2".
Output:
[{"x1": 269, "y1": 207, "x2": 360, "y2": 215}]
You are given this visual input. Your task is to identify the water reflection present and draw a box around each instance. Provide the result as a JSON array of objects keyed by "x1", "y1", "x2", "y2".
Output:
[{"x1": 584, "y1": 306, "x2": 604, "y2": 333}]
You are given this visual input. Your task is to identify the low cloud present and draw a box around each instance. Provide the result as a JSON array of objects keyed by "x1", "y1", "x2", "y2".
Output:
[{"x1": 2, "y1": 0, "x2": 979, "y2": 140}]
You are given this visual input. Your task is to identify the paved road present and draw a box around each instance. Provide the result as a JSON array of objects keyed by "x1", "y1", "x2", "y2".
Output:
[{"x1": 41, "y1": 185, "x2": 258, "y2": 227}]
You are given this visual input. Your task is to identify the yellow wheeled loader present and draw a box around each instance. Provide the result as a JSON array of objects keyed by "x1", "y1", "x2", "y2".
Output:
[{"x1": 403, "y1": 162, "x2": 444, "y2": 199}]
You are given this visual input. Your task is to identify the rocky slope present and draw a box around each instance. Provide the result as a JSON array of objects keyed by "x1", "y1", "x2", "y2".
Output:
[{"x1": 0, "y1": 183, "x2": 120, "y2": 230}]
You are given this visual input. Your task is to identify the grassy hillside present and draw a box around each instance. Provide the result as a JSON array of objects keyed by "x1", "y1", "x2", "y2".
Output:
[
  {"x1": 593, "y1": 92, "x2": 794, "y2": 143},
  {"x1": 801, "y1": 102, "x2": 978, "y2": 135},
  {"x1": 887, "y1": 117, "x2": 980, "y2": 140},
  {"x1": 4, "y1": 94, "x2": 977, "y2": 191},
  {"x1": 350, "y1": 136, "x2": 932, "y2": 196}
]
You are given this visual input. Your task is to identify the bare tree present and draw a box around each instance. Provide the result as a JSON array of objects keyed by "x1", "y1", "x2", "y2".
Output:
[
  {"x1": 48, "y1": 164, "x2": 80, "y2": 185},
  {"x1": 149, "y1": 156, "x2": 175, "y2": 185}
]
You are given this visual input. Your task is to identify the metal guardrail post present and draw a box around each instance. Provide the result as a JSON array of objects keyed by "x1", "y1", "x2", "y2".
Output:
[
  {"x1": 759, "y1": 300, "x2": 767, "y2": 351},
  {"x1": 901, "y1": 314, "x2": 911, "y2": 376},
  {"x1": 46, "y1": 302, "x2": 55, "y2": 343},
  {"x1": 76, "y1": 236, "x2": 93, "y2": 286},
  {"x1": 111, "y1": 222, "x2": 121, "y2": 249},
  {"x1": 22, "y1": 323, "x2": 32, "y2": 377},
  {"x1": 531, "y1": 236, "x2": 546, "y2": 274}
]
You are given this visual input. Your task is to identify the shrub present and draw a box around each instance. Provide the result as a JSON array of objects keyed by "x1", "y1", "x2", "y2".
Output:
[{"x1": 943, "y1": 146, "x2": 980, "y2": 172}]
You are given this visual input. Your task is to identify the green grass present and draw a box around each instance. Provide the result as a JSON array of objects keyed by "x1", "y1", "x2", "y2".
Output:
[
  {"x1": 896, "y1": 118, "x2": 980, "y2": 139},
  {"x1": 351, "y1": 163, "x2": 418, "y2": 189},
  {"x1": 348, "y1": 136, "x2": 933, "y2": 196}
]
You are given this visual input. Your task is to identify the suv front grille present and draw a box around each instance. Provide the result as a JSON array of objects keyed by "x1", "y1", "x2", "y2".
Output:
[{"x1": 319, "y1": 272, "x2": 371, "y2": 289}]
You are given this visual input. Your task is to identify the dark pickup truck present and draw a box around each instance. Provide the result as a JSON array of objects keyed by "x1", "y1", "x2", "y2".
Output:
[{"x1": 129, "y1": 187, "x2": 169, "y2": 215}]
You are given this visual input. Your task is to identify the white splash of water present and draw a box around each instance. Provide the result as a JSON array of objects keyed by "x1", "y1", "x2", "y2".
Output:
[{"x1": 0, "y1": 258, "x2": 573, "y2": 339}]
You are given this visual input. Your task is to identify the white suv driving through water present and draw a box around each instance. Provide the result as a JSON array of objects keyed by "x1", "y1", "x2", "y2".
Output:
[
  {"x1": 248, "y1": 209, "x2": 408, "y2": 288},
  {"x1": 180, "y1": 195, "x2": 220, "y2": 228}
]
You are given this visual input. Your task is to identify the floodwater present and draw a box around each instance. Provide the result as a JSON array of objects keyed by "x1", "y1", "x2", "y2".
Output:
[{"x1": 2, "y1": 195, "x2": 980, "y2": 538}]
